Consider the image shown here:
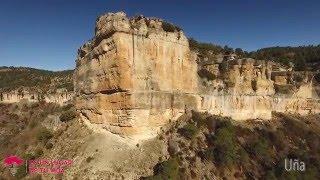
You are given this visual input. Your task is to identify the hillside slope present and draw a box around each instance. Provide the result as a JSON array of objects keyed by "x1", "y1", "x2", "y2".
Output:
[
  {"x1": 0, "y1": 66, "x2": 74, "y2": 93},
  {"x1": 145, "y1": 111, "x2": 320, "y2": 179}
]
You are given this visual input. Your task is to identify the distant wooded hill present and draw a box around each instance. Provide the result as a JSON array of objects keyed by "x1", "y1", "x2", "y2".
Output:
[
  {"x1": 0, "y1": 66, "x2": 74, "y2": 92},
  {"x1": 251, "y1": 46, "x2": 320, "y2": 70},
  {"x1": 189, "y1": 38, "x2": 320, "y2": 71}
]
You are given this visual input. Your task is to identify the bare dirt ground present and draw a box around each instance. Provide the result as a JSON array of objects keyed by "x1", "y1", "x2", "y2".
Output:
[{"x1": 43, "y1": 116, "x2": 167, "y2": 180}]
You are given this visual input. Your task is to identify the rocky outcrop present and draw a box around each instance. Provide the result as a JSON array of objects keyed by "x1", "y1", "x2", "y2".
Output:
[
  {"x1": 74, "y1": 12, "x2": 320, "y2": 140},
  {"x1": 0, "y1": 89, "x2": 73, "y2": 105},
  {"x1": 225, "y1": 59, "x2": 274, "y2": 95},
  {"x1": 74, "y1": 12, "x2": 198, "y2": 138}
]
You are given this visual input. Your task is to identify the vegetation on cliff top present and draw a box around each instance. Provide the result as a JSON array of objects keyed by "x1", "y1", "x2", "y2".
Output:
[
  {"x1": 189, "y1": 38, "x2": 320, "y2": 71},
  {"x1": 0, "y1": 66, "x2": 73, "y2": 92},
  {"x1": 251, "y1": 46, "x2": 320, "y2": 71}
]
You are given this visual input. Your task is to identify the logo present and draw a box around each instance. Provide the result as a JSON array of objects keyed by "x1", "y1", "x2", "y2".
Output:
[
  {"x1": 3, "y1": 155, "x2": 73, "y2": 176},
  {"x1": 3, "y1": 155, "x2": 25, "y2": 176},
  {"x1": 285, "y1": 158, "x2": 306, "y2": 171}
]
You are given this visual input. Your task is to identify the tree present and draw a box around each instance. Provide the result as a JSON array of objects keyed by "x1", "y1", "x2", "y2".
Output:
[
  {"x1": 224, "y1": 45, "x2": 234, "y2": 54},
  {"x1": 235, "y1": 48, "x2": 244, "y2": 57},
  {"x1": 294, "y1": 53, "x2": 306, "y2": 71}
]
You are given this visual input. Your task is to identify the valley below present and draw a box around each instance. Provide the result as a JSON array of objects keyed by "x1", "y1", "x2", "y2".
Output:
[{"x1": 1, "y1": 101, "x2": 320, "y2": 179}]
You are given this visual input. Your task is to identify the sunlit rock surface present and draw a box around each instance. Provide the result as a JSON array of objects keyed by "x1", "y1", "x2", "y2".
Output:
[{"x1": 74, "y1": 12, "x2": 320, "y2": 140}]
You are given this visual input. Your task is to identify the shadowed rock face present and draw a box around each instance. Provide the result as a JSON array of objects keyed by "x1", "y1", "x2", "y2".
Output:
[{"x1": 74, "y1": 12, "x2": 320, "y2": 140}]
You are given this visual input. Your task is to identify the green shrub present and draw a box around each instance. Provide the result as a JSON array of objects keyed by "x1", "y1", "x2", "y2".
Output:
[
  {"x1": 275, "y1": 84, "x2": 293, "y2": 94},
  {"x1": 178, "y1": 123, "x2": 199, "y2": 139},
  {"x1": 191, "y1": 111, "x2": 209, "y2": 128},
  {"x1": 28, "y1": 120, "x2": 38, "y2": 129},
  {"x1": 23, "y1": 153, "x2": 36, "y2": 160},
  {"x1": 151, "y1": 157, "x2": 180, "y2": 180},
  {"x1": 264, "y1": 170, "x2": 277, "y2": 180},
  {"x1": 16, "y1": 164, "x2": 28, "y2": 179},
  {"x1": 36, "y1": 128, "x2": 53, "y2": 143},
  {"x1": 238, "y1": 147, "x2": 249, "y2": 165},
  {"x1": 202, "y1": 148, "x2": 215, "y2": 162},
  {"x1": 62, "y1": 104, "x2": 74, "y2": 111},
  {"x1": 45, "y1": 142, "x2": 53, "y2": 149},
  {"x1": 198, "y1": 69, "x2": 215, "y2": 81},
  {"x1": 86, "y1": 156, "x2": 94, "y2": 163},
  {"x1": 162, "y1": 21, "x2": 181, "y2": 32},
  {"x1": 302, "y1": 166, "x2": 319, "y2": 179},
  {"x1": 34, "y1": 148, "x2": 43, "y2": 158},
  {"x1": 250, "y1": 138, "x2": 271, "y2": 165},
  {"x1": 60, "y1": 109, "x2": 77, "y2": 122},
  {"x1": 214, "y1": 125, "x2": 238, "y2": 167}
]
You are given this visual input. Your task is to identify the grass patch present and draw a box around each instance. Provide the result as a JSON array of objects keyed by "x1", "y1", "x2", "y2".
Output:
[
  {"x1": 36, "y1": 127, "x2": 53, "y2": 144},
  {"x1": 60, "y1": 109, "x2": 78, "y2": 122}
]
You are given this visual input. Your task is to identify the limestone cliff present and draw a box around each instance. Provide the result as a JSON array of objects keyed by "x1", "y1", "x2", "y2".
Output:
[
  {"x1": 74, "y1": 12, "x2": 199, "y2": 138},
  {"x1": 0, "y1": 89, "x2": 73, "y2": 105},
  {"x1": 75, "y1": 12, "x2": 320, "y2": 140}
]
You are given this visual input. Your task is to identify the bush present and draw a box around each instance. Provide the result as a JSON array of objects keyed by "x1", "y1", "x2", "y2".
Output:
[
  {"x1": 201, "y1": 148, "x2": 215, "y2": 162},
  {"x1": 36, "y1": 128, "x2": 53, "y2": 143},
  {"x1": 23, "y1": 153, "x2": 36, "y2": 160},
  {"x1": 16, "y1": 164, "x2": 28, "y2": 179},
  {"x1": 86, "y1": 156, "x2": 94, "y2": 163},
  {"x1": 214, "y1": 125, "x2": 238, "y2": 167},
  {"x1": 60, "y1": 109, "x2": 77, "y2": 122},
  {"x1": 162, "y1": 21, "x2": 181, "y2": 32},
  {"x1": 275, "y1": 84, "x2": 293, "y2": 94},
  {"x1": 250, "y1": 138, "x2": 271, "y2": 165},
  {"x1": 198, "y1": 69, "x2": 215, "y2": 81},
  {"x1": 191, "y1": 111, "x2": 209, "y2": 128},
  {"x1": 30, "y1": 102, "x2": 40, "y2": 108},
  {"x1": 45, "y1": 142, "x2": 53, "y2": 149},
  {"x1": 238, "y1": 147, "x2": 249, "y2": 165},
  {"x1": 34, "y1": 148, "x2": 43, "y2": 158},
  {"x1": 151, "y1": 157, "x2": 180, "y2": 179},
  {"x1": 62, "y1": 104, "x2": 74, "y2": 111},
  {"x1": 178, "y1": 123, "x2": 199, "y2": 139},
  {"x1": 28, "y1": 120, "x2": 38, "y2": 129},
  {"x1": 264, "y1": 170, "x2": 277, "y2": 180}
]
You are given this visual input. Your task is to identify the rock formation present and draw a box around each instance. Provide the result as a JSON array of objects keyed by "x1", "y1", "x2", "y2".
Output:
[
  {"x1": 0, "y1": 89, "x2": 73, "y2": 105},
  {"x1": 74, "y1": 12, "x2": 199, "y2": 138},
  {"x1": 74, "y1": 12, "x2": 320, "y2": 140}
]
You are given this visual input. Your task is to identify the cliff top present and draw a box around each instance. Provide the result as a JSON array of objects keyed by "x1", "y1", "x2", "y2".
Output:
[{"x1": 95, "y1": 11, "x2": 183, "y2": 36}]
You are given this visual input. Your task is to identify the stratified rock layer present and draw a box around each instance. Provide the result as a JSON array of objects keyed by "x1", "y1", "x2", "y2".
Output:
[
  {"x1": 75, "y1": 12, "x2": 320, "y2": 139},
  {"x1": 0, "y1": 89, "x2": 73, "y2": 105},
  {"x1": 74, "y1": 12, "x2": 199, "y2": 138}
]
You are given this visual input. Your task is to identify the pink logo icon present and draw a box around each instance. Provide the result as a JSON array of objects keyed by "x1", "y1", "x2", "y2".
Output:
[{"x1": 3, "y1": 155, "x2": 24, "y2": 167}]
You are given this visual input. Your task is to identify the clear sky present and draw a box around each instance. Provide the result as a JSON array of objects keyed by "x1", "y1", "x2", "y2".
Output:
[{"x1": 1, "y1": 0, "x2": 320, "y2": 70}]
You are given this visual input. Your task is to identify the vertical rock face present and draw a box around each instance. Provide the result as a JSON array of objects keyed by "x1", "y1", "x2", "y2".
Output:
[
  {"x1": 75, "y1": 12, "x2": 320, "y2": 140},
  {"x1": 226, "y1": 59, "x2": 274, "y2": 95},
  {"x1": 0, "y1": 89, "x2": 73, "y2": 105},
  {"x1": 74, "y1": 12, "x2": 199, "y2": 138}
]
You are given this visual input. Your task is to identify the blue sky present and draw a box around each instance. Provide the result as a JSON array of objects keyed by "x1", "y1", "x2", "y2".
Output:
[{"x1": 0, "y1": 0, "x2": 320, "y2": 70}]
